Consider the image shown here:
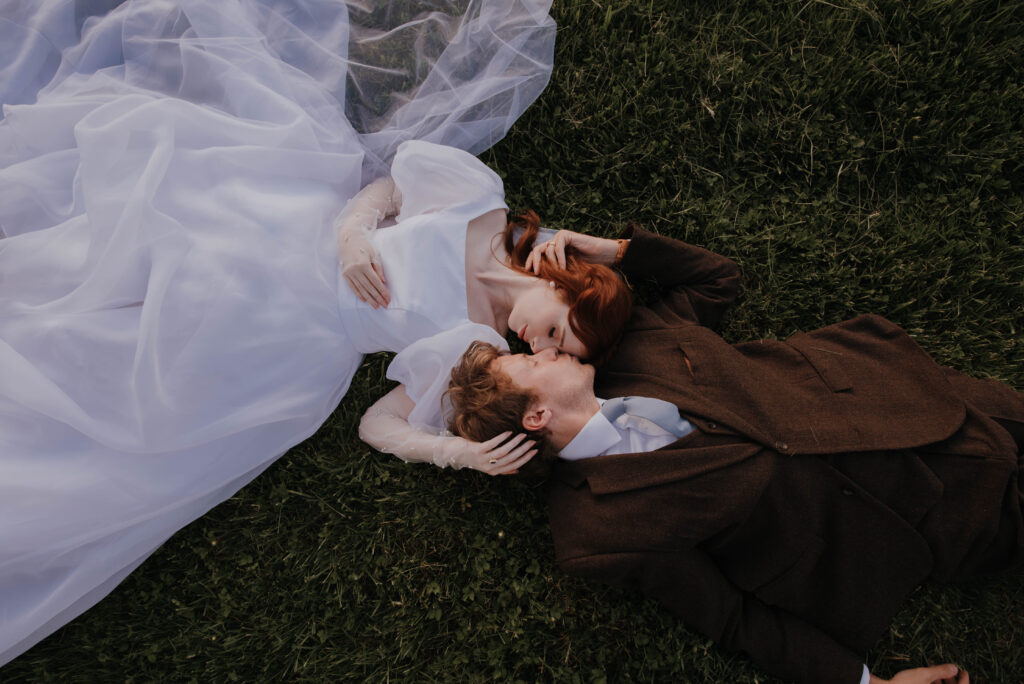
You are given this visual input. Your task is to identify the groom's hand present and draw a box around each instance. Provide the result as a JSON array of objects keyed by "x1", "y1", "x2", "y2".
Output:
[{"x1": 870, "y1": 664, "x2": 967, "y2": 684}]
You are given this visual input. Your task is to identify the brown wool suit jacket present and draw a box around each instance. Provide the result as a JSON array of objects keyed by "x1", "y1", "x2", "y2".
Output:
[{"x1": 546, "y1": 227, "x2": 1022, "y2": 684}]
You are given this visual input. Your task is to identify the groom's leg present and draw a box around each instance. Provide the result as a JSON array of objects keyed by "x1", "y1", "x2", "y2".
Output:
[{"x1": 916, "y1": 372, "x2": 1024, "y2": 581}]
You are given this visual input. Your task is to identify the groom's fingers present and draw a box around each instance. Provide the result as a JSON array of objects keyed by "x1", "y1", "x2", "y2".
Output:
[
  {"x1": 526, "y1": 245, "x2": 545, "y2": 274},
  {"x1": 543, "y1": 239, "x2": 566, "y2": 270},
  {"x1": 899, "y1": 665, "x2": 965, "y2": 684},
  {"x1": 949, "y1": 669, "x2": 969, "y2": 684},
  {"x1": 552, "y1": 237, "x2": 567, "y2": 270}
]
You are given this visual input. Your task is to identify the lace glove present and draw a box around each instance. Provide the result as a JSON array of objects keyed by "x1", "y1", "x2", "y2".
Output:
[
  {"x1": 335, "y1": 177, "x2": 402, "y2": 308},
  {"x1": 359, "y1": 386, "x2": 537, "y2": 475}
]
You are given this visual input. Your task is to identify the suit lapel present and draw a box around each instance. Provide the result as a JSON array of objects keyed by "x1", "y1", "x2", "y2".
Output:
[{"x1": 597, "y1": 331, "x2": 776, "y2": 450}]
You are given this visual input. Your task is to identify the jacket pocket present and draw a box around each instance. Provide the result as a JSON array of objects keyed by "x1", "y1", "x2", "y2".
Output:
[
  {"x1": 788, "y1": 333, "x2": 854, "y2": 393},
  {"x1": 677, "y1": 345, "x2": 698, "y2": 381}
]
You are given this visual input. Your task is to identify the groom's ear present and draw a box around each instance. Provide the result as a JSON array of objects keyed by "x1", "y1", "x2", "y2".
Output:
[{"x1": 521, "y1": 404, "x2": 551, "y2": 432}]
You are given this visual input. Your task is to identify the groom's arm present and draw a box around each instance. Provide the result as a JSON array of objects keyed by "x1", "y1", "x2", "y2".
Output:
[
  {"x1": 560, "y1": 548, "x2": 866, "y2": 684},
  {"x1": 615, "y1": 225, "x2": 740, "y2": 330}
]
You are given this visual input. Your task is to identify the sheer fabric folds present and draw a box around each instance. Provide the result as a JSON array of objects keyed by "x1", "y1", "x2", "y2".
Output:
[{"x1": 0, "y1": 0, "x2": 553, "y2": 664}]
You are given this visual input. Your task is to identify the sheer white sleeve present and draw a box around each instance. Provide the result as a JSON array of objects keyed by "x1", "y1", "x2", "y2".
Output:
[
  {"x1": 358, "y1": 322, "x2": 509, "y2": 467},
  {"x1": 359, "y1": 385, "x2": 468, "y2": 468},
  {"x1": 333, "y1": 177, "x2": 403, "y2": 247}
]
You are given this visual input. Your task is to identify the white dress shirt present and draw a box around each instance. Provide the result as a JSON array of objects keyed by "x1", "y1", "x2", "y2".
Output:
[{"x1": 559, "y1": 398, "x2": 688, "y2": 460}]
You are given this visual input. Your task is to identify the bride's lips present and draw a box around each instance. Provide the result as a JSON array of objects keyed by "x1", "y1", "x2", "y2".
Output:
[{"x1": 518, "y1": 325, "x2": 527, "y2": 341}]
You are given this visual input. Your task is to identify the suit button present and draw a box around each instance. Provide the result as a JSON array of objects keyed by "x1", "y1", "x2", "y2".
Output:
[
  {"x1": 774, "y1": 441, "x2": 789, "y2": 451},
  {"x1": 842, "y1": 488, "x2": 854, "y2": 496},
  {"x1": 707, "y1": 422, "x2": 718, "y2": 430}
]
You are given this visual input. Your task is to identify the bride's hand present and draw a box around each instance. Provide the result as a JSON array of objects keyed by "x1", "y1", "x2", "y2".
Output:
[
  {"x1": 338, "y1": 232, "x2": 390, "y2": 308},
  {"x1": 443, "y1": 431, "x2": 537, "y2": 475},
  {"x1": 524, "y1": 229, "x2": 621, "y2": 273}
]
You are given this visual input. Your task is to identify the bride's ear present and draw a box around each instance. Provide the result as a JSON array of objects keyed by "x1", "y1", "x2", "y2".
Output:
[{"x1": 521, "y1": 404, "x2": 551, "y2": 432}]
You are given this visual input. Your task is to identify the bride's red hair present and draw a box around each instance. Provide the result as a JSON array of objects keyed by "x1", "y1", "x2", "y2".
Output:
[{"x1": 503, "y1": 211, "x2": 632, "y2": 365}]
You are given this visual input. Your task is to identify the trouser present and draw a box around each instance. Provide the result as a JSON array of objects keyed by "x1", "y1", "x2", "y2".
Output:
[{"x1": 917, "y1": 369, "x2": 1024, "y2": 581}]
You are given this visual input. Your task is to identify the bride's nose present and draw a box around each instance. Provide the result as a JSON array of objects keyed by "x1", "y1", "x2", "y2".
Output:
[{"x1": 530, "y1": 336, "x2": 555, "y2": 353}]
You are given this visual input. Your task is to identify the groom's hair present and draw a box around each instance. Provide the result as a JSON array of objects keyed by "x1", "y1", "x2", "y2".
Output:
[{"x1": 446, "y1": 341, "x2": 559, "y2": 476}]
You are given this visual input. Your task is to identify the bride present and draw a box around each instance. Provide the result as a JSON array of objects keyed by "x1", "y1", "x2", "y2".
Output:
[{"x1": 0, "y1": 0, "x2": 632, "y2": 665}]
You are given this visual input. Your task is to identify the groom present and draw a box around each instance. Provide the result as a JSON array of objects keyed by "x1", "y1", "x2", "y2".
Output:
[{"x1": 444, "y1": 227, "x2": 1024, "y2": 684}]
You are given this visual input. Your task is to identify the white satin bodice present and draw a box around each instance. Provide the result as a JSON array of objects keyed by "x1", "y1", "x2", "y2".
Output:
[
  {"x1": 337, "y1": 140, "x2": 508, "y2": 354},
  {"x1": 334, "y1": 140, "x2": 513, "y2": 430}
]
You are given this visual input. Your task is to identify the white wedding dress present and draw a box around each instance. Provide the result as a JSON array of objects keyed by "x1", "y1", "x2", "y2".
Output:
[{"x1": 0, "y1": 0, "x2": 552, "y2": 665}]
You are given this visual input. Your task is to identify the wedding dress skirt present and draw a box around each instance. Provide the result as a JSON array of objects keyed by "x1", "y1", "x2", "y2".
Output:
[{"x1": 0, "y1": 0, "x2": 554, "y2": 664}]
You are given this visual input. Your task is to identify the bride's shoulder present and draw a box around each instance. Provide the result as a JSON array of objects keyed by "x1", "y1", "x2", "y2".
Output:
[{"x1": 466, "y1": 209, "x2": 510, "y2": 257}]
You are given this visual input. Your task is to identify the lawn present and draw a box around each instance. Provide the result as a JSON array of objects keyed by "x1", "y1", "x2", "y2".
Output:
[{"x1": 4, "y1": 0, "x2": 1023, "y2": 682}]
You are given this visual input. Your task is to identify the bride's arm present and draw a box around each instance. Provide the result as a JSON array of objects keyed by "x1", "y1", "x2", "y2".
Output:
[
  {"x1": 335, "y1": 177, "x2": 404, "y2": 308},
  {"x1": 359, "y1": 385, "x2": 537, "y2": 475}
]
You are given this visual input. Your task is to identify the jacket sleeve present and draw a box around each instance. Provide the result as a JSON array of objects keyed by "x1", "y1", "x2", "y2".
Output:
[
  {"x1": 560, "y1": 549, "x2": 865, "y2": 684},
  {"x1": 615, "y1": 225, "x2": 741, "y2": 331}
]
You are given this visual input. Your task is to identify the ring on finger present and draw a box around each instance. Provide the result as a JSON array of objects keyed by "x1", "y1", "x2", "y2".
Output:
[{"x1": 488, "y1": 458, "x2": 497, "y2": 464}]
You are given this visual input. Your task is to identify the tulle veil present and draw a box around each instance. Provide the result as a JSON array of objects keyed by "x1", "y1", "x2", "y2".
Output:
[{"x1": 0, "y1": 0, "x2": 554, "y2": 665}]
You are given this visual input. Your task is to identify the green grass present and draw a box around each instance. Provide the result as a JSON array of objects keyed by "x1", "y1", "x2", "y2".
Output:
[{"x1": 5, "y1": 0, "x2": 1023, "y2": 681}]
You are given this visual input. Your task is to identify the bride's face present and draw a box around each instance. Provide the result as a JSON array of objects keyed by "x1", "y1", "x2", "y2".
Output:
[{"x1": 507, "y1": 281, "x2": 588, "y2": 358}]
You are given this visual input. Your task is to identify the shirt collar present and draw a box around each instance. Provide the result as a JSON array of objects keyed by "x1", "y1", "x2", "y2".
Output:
[{"x1": 559, "y1": 399, "x2": 621, "y2": 461}]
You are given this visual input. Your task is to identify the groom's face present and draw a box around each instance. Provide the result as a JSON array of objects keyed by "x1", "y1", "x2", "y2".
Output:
[{"x1": 492, "y1": 347, "x2": 595, "y2": 410}]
